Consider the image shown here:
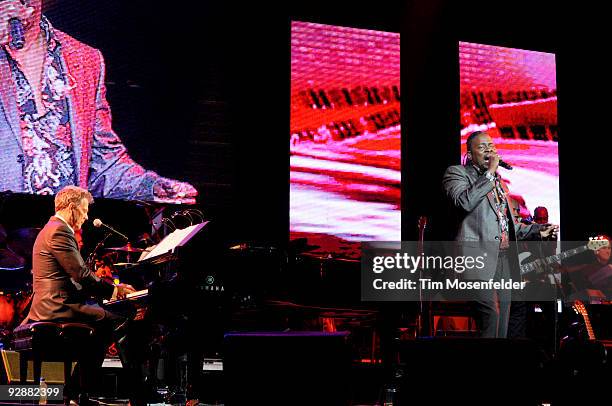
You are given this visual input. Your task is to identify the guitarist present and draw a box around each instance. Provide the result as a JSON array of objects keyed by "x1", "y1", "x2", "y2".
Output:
[
  {"x1": 586, "y1": 238, "x2": 612, "y2": 296},
  {"x1": 566, "y1": 235, "x2": 612, "y2": 299}
]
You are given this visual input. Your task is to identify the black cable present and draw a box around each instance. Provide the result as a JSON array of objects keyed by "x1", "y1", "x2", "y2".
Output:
[{"x1": 86, "y1": 231, "x2": 113, "y2": 271}]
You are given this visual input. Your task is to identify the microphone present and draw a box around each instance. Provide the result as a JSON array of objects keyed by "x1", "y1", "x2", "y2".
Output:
[
  {"x1": 8, "y1": 18, "x2": 26, "y2": 50},
  {"x1": 498, "y1": 159, "x2": 513, "y2": 170},
  {"x1": 93, "y1": 219, "x2": 129, "y2": 241},
  {"x1": 484, "y1": 156, "x2": 513, "y2": 170}
]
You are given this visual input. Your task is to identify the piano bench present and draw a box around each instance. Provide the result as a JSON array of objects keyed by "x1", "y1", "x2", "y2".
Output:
[{"x1": 12, "y1": 322, "x2": 95, "y2": 397}]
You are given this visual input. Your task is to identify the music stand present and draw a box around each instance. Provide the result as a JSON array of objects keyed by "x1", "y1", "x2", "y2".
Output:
[{"x1": 140, "y1": 221, "x2": 209, "y2": 261}]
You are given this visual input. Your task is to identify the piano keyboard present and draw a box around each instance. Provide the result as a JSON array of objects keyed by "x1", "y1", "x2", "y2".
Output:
[{"x1": 103, "y1": 288, "x2": 148, "y2": 304}]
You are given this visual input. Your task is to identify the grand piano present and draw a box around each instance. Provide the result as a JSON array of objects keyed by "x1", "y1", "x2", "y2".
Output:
[{"x1": 101, "y1": 221, "x2": 226, "y2": 400}]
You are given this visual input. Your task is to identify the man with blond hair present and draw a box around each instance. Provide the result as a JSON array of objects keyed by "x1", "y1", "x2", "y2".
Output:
[
  {"x1": 23, "y1": 186, "x2": 141, "y2": 404},
  {"x1": 25, "y1": 185, "x2": 134, "y2": 321}
]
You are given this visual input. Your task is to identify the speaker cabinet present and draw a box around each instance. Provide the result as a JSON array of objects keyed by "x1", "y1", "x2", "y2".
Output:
[{"x1": 224, "y1": 331, "x2": 351, "y2": 406}]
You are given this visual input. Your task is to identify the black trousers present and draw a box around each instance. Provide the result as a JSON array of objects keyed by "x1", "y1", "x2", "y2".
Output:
[
  {"x1": 472, "y1": 253, "x2": 512, "y2": 338},
  {"x1": 508, "y1": 300, "x2": 527, "y2": 338},
  {"x1": 37, "y1": 310, "x2": 148, "y2": 405}
]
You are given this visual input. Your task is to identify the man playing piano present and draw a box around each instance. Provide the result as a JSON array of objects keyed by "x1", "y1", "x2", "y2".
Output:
[{"x1": 22, "y1": 186, "x2": 143, "y2": 404}]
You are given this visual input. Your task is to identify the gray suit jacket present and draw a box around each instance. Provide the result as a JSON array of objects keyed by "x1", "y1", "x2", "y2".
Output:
[
  {"x1": 25, "y1": 216, "x2": 114, "y2": 322},
  {"x1": 443, "y1": 164, "x2": 542, "y2": 280}
]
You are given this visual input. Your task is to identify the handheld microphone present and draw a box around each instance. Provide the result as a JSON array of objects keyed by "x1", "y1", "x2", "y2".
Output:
[
  {"x1": 498, "y1": 159, "x2": 513, "y2": 170},
  {"x1": 484, "y1": 156, "x2": 513, "y2": 170},
  {"x1": 93, "y1": 219, "x2": 129, "y2": 241},
  {"x1": 8, "y1": 18, "x2": 25, "y2": 50}
]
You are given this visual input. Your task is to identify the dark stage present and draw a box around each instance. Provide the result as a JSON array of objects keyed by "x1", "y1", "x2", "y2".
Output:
[{"x1": 1, "y1": 1, "x2": 611, "y2": 405}]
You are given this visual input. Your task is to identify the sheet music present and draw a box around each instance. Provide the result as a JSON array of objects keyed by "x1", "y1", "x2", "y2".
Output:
[{"x1": 141, "y1": 221, "x2": 208, "y2": 260}]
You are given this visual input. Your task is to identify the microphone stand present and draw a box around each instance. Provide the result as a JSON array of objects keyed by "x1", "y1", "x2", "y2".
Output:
[
  {"x1": 86, "y1": 231, "x2": 113, "y2": 270},
  {"x1": 547, "y1": 256, "x2": 566, "y2": 358},
  {"x1": 538, "y1": 237, "x2": 566, "y2": 358}
]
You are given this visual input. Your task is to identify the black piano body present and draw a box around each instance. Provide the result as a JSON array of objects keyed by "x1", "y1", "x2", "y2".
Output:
[{"x1": 101, "y1": 224, "x2": 227, "y2": 399}]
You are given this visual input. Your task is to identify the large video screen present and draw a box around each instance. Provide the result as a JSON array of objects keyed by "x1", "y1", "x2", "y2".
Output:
[
  {"x1": 0, "y1": 1, "x2": 205, "y2": 204},
  {"x1": 459, "y1": 41, "x2": 559, "y2": 227},
  {"x1": 290, "y1": 21, "x2": 401, "y2": 258}
]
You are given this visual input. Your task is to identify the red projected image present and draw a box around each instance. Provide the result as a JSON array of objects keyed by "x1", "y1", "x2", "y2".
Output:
[
  {"x1": 290, "y1": 21, "x2": 400, "y2": 258},
  {"x1": 459, "y1": 42, "x2": 559, "y2": 227}
]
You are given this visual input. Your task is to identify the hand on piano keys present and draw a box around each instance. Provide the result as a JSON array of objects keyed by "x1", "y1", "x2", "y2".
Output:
[
  {"x1": 103, "y1": 288, "x2": 148, "y2": 304},
  {"x1": 116, "y1": 283, "x2": 136, "y2": 300},
  {"x1": 102, "y1": 289, "x2": 149, "y2": 320}
]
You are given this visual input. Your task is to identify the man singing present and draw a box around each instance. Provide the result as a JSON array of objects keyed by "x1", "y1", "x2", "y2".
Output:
[
  {"x1": 0, "y1": 0, "x2": 197, "y2": 203},
  {"x1": 443, "y1": 131, "x2": 558, "y2": 338}
]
